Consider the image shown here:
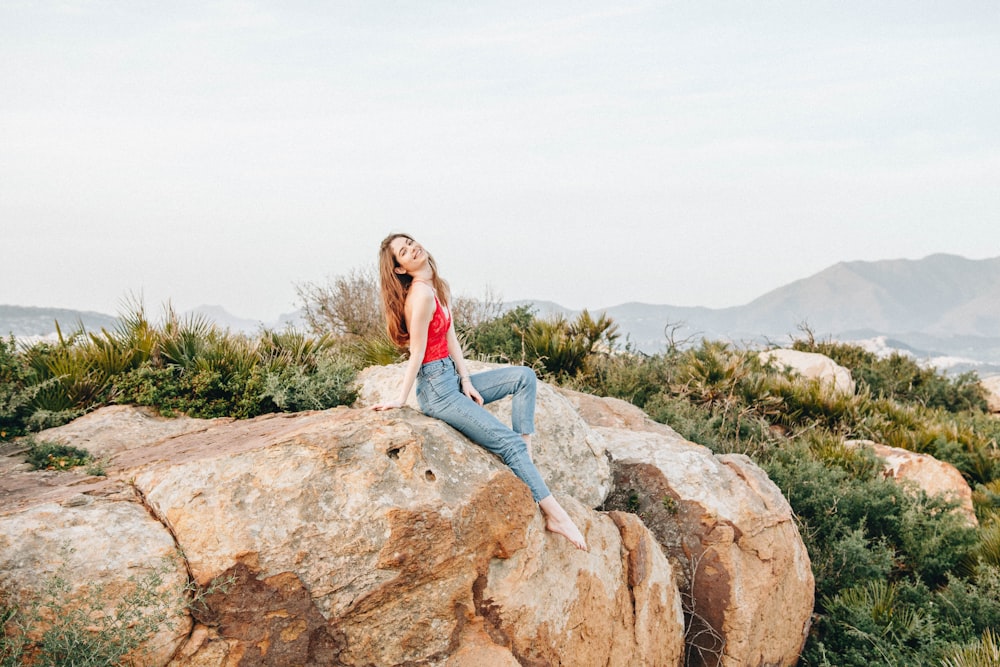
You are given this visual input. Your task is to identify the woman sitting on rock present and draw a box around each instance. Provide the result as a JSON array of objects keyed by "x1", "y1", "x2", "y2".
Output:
[{"x1": 371, "y1": 232, "x2": 588, "y2": 551}]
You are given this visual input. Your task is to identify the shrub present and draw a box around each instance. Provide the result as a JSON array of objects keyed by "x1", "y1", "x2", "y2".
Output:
[
  {"x1": 573, "y1": 347, "x2": 676, "y2": 409},
  {"x1": 260, "y1": 353, "x2": 359, "y2": 412},
  {"x1": 936, "y1": 564, "x2": 1000, "y2": 640},
  {"x1": 22, "y1": 437, "x2": 92, "y2": 471},
  {"x1": 0, "y1": 336, "x2": 34, "y2": 440},
  {"x1": 112, "y1": 365, "x2": 266, "y2": 419},
  {"x1": 461, "y1": 304, "x2": 535, "y2": 364},
  {"x1": 295, "y1": 266, "x2": 383, "y2": 340}
]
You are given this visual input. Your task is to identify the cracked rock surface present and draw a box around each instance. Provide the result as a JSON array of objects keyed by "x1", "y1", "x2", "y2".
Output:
[
  {"x1": 559, "y1": 388, "x2": 814, "y2": 667},
  {"x1": 1, "y1": 404, "x2": 684, "y2": 666}
]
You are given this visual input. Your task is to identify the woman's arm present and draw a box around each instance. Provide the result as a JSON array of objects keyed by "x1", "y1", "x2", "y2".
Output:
[
  {"x1": 446, "y1": 319, "x2": 483, "y2": 406},
  {"x1": 372, "y1": 286, "x2": 435, "y2": 410}
]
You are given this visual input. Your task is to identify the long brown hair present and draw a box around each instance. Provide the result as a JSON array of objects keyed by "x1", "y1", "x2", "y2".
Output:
[{"x1": 378, "y1": 233, "x2": 451, "y2": 349}]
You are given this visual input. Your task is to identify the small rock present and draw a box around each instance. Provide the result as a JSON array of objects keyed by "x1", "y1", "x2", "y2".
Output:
[{"x1": 61, "y1": 494, "x2": 93, "y2": 507}]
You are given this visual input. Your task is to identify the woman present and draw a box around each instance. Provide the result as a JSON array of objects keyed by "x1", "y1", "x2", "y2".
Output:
[{"x1": 371, "y1": 233, "x2": 588, "y2": 551}]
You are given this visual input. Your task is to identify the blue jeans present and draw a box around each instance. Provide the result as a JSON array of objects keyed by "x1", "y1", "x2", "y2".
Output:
[{"x1": 416, "y1": 357, "x2": 551, "y2": 502}]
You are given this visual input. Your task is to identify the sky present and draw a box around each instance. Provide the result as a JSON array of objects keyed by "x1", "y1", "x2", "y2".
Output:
[{"x1": 2, "y1": 1, "x2": 999, "y2": 323}]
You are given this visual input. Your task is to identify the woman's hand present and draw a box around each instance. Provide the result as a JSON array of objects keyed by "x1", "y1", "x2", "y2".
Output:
[
  {"x1": 461, "y1": 378, "x2": 484, "y2": 406},
  {"x1": 371, "y1": 400, "x2": 405, "y2": 411}
]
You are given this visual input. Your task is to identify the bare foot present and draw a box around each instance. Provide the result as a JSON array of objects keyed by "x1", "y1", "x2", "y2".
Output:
[{"x1": 538, "y1": 496, "x2": 588, "y2": 551}]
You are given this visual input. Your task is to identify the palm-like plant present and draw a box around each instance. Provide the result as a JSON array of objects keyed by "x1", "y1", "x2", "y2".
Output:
[
  {"x1": 522, "y1": 316, "x2": 589, "y2": 379},
  {"x1": 941, "y1": 629, "x2": 1000, "y2": 667},
  {"x1": 258, "y1": 328, "x2": 335, "y2": 372},
  {"x1": 158, "y1": 308, "x2": 215, "y2": 370},
  {"x1": 674, "y1": 341, "x2": 754, "y2": 409},
  {"x1": 823, "y1": 579, "x2": 935, "y2": 663}
]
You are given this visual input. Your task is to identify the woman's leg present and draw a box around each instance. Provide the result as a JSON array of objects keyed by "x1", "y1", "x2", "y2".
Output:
[
  {"x1": 469, "y1": 365, "x2": 536, "y2": 434},
  {"x1": 421, "y1": 366, "x2": 587, "y2": 550},
  {"x1": 421, "y1": 385, "x2": 551, "y2": 504},
  {"x1": 470, "y1": 365, "x2": 538, "y2": 459}
]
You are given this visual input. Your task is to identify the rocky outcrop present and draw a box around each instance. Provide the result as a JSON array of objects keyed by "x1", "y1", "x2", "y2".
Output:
[
  {"x1": 982, "y1": 375, "x2": 1000, "y2": 413},
  {"x1": 1, "y1": 364, "x2": 817, "y2": 667},
  {"x1": 0, "y1": 498, "x2": 191, "y2": 667},
  {"x1": 355, "y1": 361, "x2": 612, "y2": 509},
  {"x1": 560, "y1": 389, "x2": 814, "y2": 667},
  {"x1": 29, "y1": 404, "x2": 227, "y2": 459},
  {"x1": 1, "y1": 406, "x2": 684, "y2": 666},
  {"x1": 759, "y1": 348, "x2": 855, "y2": 395},
  {"x1": 846, "y1": 439, "x2": 978, "y2": 526}
]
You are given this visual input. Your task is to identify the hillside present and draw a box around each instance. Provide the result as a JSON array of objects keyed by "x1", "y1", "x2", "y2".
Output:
[
  {"x1": 0, "y1": 305, "x2": 118, "y2": 337},
  {"x1": 730, "y1": 254, "x2": 1000, "y2": 337},
  {"x1": 601, "y1": 254, "x2": 1000, "y2": 365}
]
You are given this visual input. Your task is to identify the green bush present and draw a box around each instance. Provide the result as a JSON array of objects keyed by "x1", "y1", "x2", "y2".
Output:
[
  {"x1": 22, "y1": 437, "x2": 92, "y2": 471},
  {"x1": 112, "y1": 365, "x2": 267, "y2": 419},
  {"x1": 577, "y1": 347, "x2": 676, "y2": 409},
  {"x1": 260, "y1": 353, "x2": 359, "y2": 412},
  {"x1": 461, "y1": 304, "x2": 535, "y2": 364},
  {"x1": 0, "y1": 336, "x2": 34, "y2": 440},
  {"x1": 766, "y1": 443, "x2": 976, "y2": 595}
]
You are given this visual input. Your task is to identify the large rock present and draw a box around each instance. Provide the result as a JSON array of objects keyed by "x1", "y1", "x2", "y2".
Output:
[
  {"x1": 846, "y1": 439, "x2": 978, "y2": 526},
  {"x1": 0, "y1": 404, "x2": 223, "y2": 514},
  {"x1": 560, "y1": 389, "x2": 814, "y2": 667},
  {"x1": 31, "y1": 404, "x2": 227, "y2": 459},
  {"x1": 982, "y1": 375, "x2": 1000, "y2": 413},
  {"x1": 354, "y1": 361, "x2": 612, "y2": 508},
  {"x1": 1, "y1": 406, "x2": 685, "y2": 666},
  {"x1": 137, "y1": 408, "x2": 683, "y2": 666},
  {"x1": 760, "y1": 348, "x2": 855, "y2": 395},
  {"x1": 0, "y1": 499, "x2": 191, "y2": 666}
]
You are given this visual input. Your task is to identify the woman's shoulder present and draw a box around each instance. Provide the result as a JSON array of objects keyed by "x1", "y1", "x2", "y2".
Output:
[{"x1": 405, "y1": 282, "x2": 437, "y2": 313}]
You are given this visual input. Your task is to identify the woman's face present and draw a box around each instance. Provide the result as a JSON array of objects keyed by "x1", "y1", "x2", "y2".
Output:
[{"x1": 390, "y1": 236, "x2": 427, "y2": 275}]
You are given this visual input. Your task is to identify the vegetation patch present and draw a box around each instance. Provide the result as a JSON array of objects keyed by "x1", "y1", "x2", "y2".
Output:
[
  {"x1": 1, "y1": 549, "x2": 230, "y2": 667},
  {"x1": 23, "y1": 437, "x2": 92, "y2": 471}
]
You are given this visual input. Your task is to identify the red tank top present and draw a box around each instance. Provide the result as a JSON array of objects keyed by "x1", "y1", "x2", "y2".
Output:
[{"x1": 422, "y1": 297, "x2": 452, "y2": 363}]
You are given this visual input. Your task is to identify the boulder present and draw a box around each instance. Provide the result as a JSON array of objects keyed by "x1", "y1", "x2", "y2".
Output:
[
  {"x1": 560, "y1": 389, "x2": 814, "y2": 667},
  {"x1": 0, "y1": 405, "x2": 223, "y2": 514},
  {"x1": 354, "y1": 361, "x2": 612, "y2": 508},
  {"x1": 846, "y1": 439, "x2": 978, "y2": 526},
  {"x1": 0, "y1": 499, "x2": 191, "y2": 666},
  {"x1": 1, "y1": 406, "x2": 685, "y2": 666},
  {"x1": 982, "y1": 375, "x2": 1000, "y2": 413},
  {"x1": 29, "y1": 404, "x2": 227, "y2": 459},
  {"x1": 759, "y1": 348, "x2": 855, "y2": 395},
  {"x1": 138, "y1": 408, "x2": 683, "y2": 666}
]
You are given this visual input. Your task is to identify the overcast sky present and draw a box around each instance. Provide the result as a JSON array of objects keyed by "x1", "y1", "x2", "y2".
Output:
[{"x1": 3, "y1": 1, "x2": 998, "y2": 322}]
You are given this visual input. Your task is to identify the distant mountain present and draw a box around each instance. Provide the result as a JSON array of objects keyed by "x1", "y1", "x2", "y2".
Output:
[
  {"x1": 729, "y1": 254, "x2": 1000, "y2": 338},
  {"x1": 546, "y1": 254, "x2": 1000, "y2": 367},
  {"x1": 189, "y1": 305, "x2": 267, "y2": 333},
  {"x1": 187, "y1": 306, "x2": 308, "y2": 333},
  {"x1": 0, "y1": 304, "x2": 299, "y2": 340},
  {"x1": 0, "y1": 305, "x2": 119, "y2": 337}
]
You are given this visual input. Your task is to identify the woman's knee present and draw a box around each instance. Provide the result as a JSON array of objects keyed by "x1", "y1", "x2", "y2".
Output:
[
  {"x1": 518, "y1": 366, "x2": 537, "y2": 389},
  {"x1": 497, "y1": 436, "x2": 530, "y2": 463}
]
